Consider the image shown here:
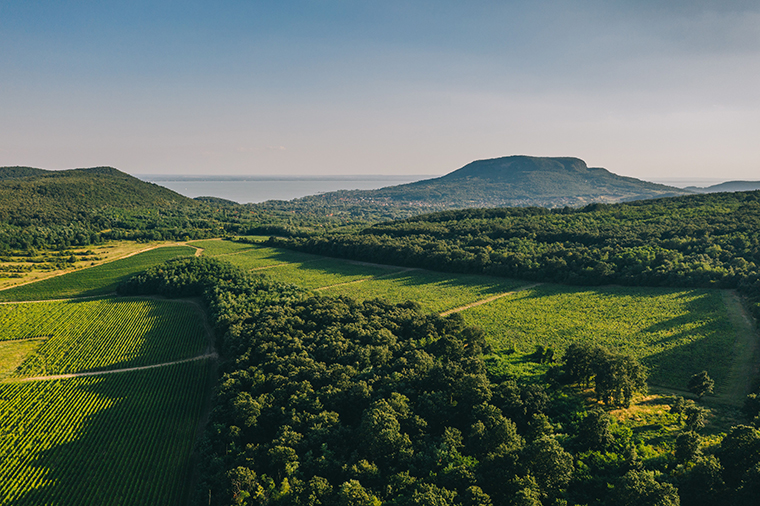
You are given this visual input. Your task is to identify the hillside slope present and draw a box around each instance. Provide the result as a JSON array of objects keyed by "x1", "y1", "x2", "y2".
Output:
[
  {"x1": 0, "y1": 166, "x2": 197, "y2": 225},
  {"x1": 255, "y1": 156, "x2": 689, "y2": 220}
]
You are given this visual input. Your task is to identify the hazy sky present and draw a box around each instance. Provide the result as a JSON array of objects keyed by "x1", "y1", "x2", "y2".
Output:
[{"x1": 2, "y1": 1, "x2": 759, "y2": 179}]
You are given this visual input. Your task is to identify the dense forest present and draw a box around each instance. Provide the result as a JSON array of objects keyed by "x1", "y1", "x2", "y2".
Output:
[
  {"x1": 269, "y1": 190, "x2": 760, "y2": 317},
  {"x1": 121, "y1": 257, "x2": 760, "y2": 506}
]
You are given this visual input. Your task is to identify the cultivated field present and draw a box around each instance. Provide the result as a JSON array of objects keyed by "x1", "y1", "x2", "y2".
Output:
[
  {"x1": 0, "y1": 247, "x2": 213, "y2": 505},
  {"x1": 200, "y1": 240, "x2": 755, "y2": 397},
  {"x1": 0, "y1": 298, "x2": 207, "y2": 377},
  {"x1": 0, "y1": 246, "x2": 195, "y2": 302},
  {"x1": 0, "y1": 360, "x2": 210, "y2": 506}
]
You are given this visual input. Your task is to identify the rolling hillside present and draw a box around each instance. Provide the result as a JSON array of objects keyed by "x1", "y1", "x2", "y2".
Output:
[
  {"x1": 0, "y1": 166, "x2": 197, "y2": 226},
  {"x1": 255, "y1": 156, "x2": 690, "y2": 220}
]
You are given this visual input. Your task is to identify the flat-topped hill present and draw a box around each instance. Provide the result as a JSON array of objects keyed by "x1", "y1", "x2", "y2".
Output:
[{"x1": 274, "y1": 156, "x2": 689, "y2": 214}]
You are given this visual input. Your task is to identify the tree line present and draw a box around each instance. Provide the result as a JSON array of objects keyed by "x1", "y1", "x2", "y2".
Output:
[
  {"x1": 121, "y1": 257, "x2": 760, "y2": 505},
  {"x1": 268, "y1": 191, "x2": 760, "y2": 318}
]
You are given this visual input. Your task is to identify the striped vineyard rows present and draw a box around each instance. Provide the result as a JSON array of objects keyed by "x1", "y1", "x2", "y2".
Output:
[
  {"x1": 0, "y1": 298, "x2": 208, "y2": 377},
  {"x1": 0, "y1": 360, "x2": 210, "y2": 506}
]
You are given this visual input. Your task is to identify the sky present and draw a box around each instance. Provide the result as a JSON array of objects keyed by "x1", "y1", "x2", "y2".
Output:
[{"x1": 1, "y1": 0, "x2": 759, "y2": 180}]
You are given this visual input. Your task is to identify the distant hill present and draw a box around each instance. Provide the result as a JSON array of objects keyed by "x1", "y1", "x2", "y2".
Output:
[
  {"x1": 0, "y1": 166, "x2": 197, "y2": 226},
  {"x1": 264, "y1": 156, "x2": 689, "y2": 216},
  {"x1": 686, "y1": 181, "x2": 760, "y2": 193}
]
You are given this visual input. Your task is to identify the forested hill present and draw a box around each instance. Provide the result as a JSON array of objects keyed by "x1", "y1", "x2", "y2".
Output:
[
  {"x1": 270, "y1": 190, "x2": 760, "y2": 315},
  {"x1": 257, "y1": 156, "x2": 688, "y2": 219},
  {"x1": 0, "y1": 166, "x2": 197, "y2": 226}
]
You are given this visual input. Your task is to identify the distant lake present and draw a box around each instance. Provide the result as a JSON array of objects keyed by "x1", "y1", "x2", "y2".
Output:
[{"x1": 138, "y1": 175, "x2": 434, "y2": 204}]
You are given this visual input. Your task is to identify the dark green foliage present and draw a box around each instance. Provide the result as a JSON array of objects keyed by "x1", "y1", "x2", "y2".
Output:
[
  {"x1": 684, "y1": 405, "x2": 708, "y2": 432},
  {"x1": 611, "y1": 470, "x2": 680, "y2": 506},
  {"x1": 562, "y1": 343, "x2": 647, "y2": 407},
  {"x1": 717, "y1": 425, "x2": 760, "y2": 489},
  {"x1": 687, "y1": 371, "x2": 714, "y2": 400},
  {"x1": 674, "y1": 431, "x2": 701, "y2": 464},
  {"x1": 271, "y1": 190, "x2": 760, "y2": 319}
]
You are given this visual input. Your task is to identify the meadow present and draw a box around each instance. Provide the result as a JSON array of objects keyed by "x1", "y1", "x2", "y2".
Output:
[
  {"x1": 0, "y1": 246, "x2": 195, "y2": 302},
  {"x1": 0, "y1": 298, "x2": 207, "y2": 377},
  {"x1": 201, "y1": 240, "x2": 749, "y2": 395},
  {"x1": 0, "y1": 360, "x2": 210, "y2": 506},
  {"x1": 460, "y1": 284, "x2": 737, "y2": 393}
]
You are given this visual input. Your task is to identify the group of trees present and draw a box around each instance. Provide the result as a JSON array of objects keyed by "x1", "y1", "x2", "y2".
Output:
[
  {"x1": 120, "y1": 257, "x2": 760, "y2": 505},
  {"x1": 269, "y1": 191, "x2": 760, "y2": 318}
]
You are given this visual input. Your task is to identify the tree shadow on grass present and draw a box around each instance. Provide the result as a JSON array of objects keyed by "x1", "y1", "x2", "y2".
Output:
[{"x1": 12, "y1": 361, "x2": 209, "y2": 506}]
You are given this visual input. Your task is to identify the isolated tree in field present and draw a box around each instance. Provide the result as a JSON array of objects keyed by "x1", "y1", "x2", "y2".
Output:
[{"x1": 688, "y1": 371, "x2": 714, "y2": 400}]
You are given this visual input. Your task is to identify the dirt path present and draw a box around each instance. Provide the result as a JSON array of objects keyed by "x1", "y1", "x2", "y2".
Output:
[
  {"x1": 721, "y1": 290, "x2": 759, "y2": 405},
  {"x1": 6, "y1": 352, "x2": 219, "y2": 383},
  {"x1": 439, "y1": 283, "x2": 542, "y2": 317},
  {"x1": 0, "y1": 241, "x2": 201, "y2": 293}
]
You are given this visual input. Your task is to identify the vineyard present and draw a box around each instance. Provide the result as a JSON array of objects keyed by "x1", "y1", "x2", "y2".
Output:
[
  {"x1": 0, "y1": 360, "x2": 210, "y2": 506},
  {"x1": 460, "y1": 284, "x2": 736, "y2": 391},
  {"x1": 200, "y1": 240, "x2": 744, "y2": 391},
  {"x1": 0, "y1": 246, "x2": 195, "y2": 302},
  {"x1": 0, "y1": 298, "x2": 208, "y2": 377},
  {"x1": 320, "y1": 268, "x2": 527, "y2": 313}
]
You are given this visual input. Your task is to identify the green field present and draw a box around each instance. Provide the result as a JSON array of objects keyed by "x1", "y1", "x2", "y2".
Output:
[
  {"x1": 0, "y1": 360, "x2": 209, "y2": 506},
  {"x1": 187, "y1": 239, "x2": 257, "y2": 256},
  {"x1": 0, "y1": 246, "x2": 195, "y2": 302},
  {"x1": 261, "y1": 257, "x2": 404, "y2": 289},
  {"x1": 321, "y1": 269, "x2": 527, "y2": 313},
  {"x1": 460, "y1": 284, "x2": 737, "y2": 392},
  {"x1": 0, "y1": 298, "x2": 207, "y2": 377},
  {"x1": 218, "y1": 245, "x2": 321, "y2": 270}
]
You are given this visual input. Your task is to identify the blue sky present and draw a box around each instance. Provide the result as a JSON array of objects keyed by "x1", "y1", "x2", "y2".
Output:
[{"x1": 1, "y1": 1, "x2": 759, "y2": 179}]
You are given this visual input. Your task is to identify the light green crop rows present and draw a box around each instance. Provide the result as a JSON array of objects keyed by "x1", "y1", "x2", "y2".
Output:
[
  {"x1": 320, "y1": 269, "x2": 527, "y2": 314},
  {"x1": 214, "y1": 245, "x2": 320, "y2": 270},
  {"x1": 0, "y1": 360, "x2": 210, "y2": 506},
  {"x1": 261, "y1": 257, "x2": 404, "y2": 289},
  {"x1": 0, "y1": 246, "x2": 195, "y2": 302},
  {"x1": 460, "y1": 284, "x2": 736, "y2": 391},
  {"x1": 187, "y1": 239, "x2": 257, "y2": 256},
  {"x1": 0, "y1": 298, "x2": 207, "y2": 377}
]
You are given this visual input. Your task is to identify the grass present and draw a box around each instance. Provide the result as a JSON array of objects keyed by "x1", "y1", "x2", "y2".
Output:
[
  {"x1": 0, "y1": 298, "x2": 207, "y2": 377},
  {"x1": 0, "y1": 340, "x2": 42, "y2": 380},
  {"x1": 187, "y1": 239, "x2": 257, "y2": 256},
  {"x1": 212, "y1": 245, "x2": 322, "y2": 270},
  {"x1": 461, "y1": 284, "x2": 736, "y2": 392},
  {"x1": 0, "y1": 360, "x2": 210, "y2": 506},
  {"x1": 261, "y1": 257, "x2": 404, "y2": 289},
  {"x1": 0, "y1": 246, "x2": 195, "y2": 302},
  {"x1": 320, "y1": 269, "x2": 527, "y2": 314},
  {"x1": 0, "y1": 241, "x2": 185, "y2": 290}
]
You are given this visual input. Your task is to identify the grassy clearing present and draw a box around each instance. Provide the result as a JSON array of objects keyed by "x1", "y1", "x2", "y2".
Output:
[
  {"x1": 0, "y1": 241, "x2": 184, "y2": 290},
  {"x1": 187, "y1": 239, "x2": 256, "y2": 256},
  {"x1": 0, "y1": 341, "x2": 42, "y2": 381},
  {"x1": 462, "y1": 284, "x2": 736, "y2": 392},
  {"x1": 320, "y1": 269, "x2": 527, "y2": 314},
  {"x1": 216, "y1": 245, "x2": 321, "y2": 270},
  {"x1": 0, "y1": 298, "x2": 207, "y2": 377},
  {"x1": 0, "y1": 246, "x2": 195, "y2": 302},
  {"x1": 261, "y1": 257, "x2": 404, "y2": 289},
  {"x1": 0, "y1": 360, "x2": 210, "y2": 506}
]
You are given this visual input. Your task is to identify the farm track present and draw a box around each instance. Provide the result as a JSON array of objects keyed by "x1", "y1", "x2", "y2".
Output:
[
  {"x1": 0, "y1": 241, "x2": 196, "y2": 293},
  {"x1": 4, "y1": 352, "x2": 219, "y2": 383},
  {"x1": 722, "y1": 290, "x2": 759, "y2": 405},
  {"x1": 439, "y1": 283, "x2": 542, "y2": 317}
]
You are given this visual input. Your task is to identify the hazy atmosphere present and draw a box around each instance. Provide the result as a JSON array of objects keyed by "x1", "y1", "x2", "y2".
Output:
[{"x1": 2, "y1": 0, "x2": 759, "y2": 180}]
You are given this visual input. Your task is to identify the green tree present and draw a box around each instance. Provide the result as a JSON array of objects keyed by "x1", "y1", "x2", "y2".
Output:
[
  {"x1": 674, "y1": 431, "x2": 701, "y2": 464},
  {"x1": 687, "y1": 371, "x2": 714, "y2": 400},
  {"x1": 611, "y1": 470, "x2": 680, "y2": 506}
]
